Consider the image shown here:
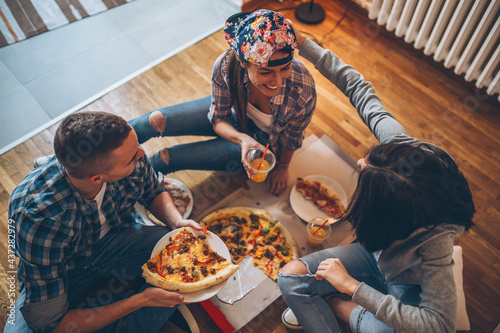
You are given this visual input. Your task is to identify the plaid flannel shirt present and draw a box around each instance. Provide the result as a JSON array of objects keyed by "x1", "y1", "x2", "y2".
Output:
[
  {"x1": 8, "y1": 155, "x2": 163, "y2": 331},
  {"x1": 209, "y1": 50, "x2": 317, "y2": 157}
]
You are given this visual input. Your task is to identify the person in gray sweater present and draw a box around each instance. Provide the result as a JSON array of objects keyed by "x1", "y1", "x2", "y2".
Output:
[{"x1": 277, "y1": 27, "x2": 475, "y2": 332}]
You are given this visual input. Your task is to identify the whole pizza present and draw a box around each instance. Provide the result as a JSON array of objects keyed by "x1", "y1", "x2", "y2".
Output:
[{"x1": 199, "y1": 207, "x2": 298, "y2": 280}]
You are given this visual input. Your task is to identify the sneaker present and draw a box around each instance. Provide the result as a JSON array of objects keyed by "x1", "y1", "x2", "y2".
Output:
[
  {"x1": 282, "y1": 307, "x2": 302, "y2": 330},
  {"x1": 33, "y1": 155, "x2": 54, "y2": 168}
]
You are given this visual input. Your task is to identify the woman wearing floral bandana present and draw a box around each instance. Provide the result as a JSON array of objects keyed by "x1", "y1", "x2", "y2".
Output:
[{"x1": 129, "y1": 10, "x2": 316, "y2": 195}]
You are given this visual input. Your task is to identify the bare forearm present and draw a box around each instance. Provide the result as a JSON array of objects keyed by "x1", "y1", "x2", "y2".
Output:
[
  {"x1": 149, "y1": 192, "x2": 183, "y2": 229},
  {"x1": 213, "y1": 120, "x2": 248, "y2": 146},
  {"x1": 55, "y1": 293, "x2": 145, "y2": 333},
  {"x1": 277, "y1": 146, "x2": 293, "y2": 166}
]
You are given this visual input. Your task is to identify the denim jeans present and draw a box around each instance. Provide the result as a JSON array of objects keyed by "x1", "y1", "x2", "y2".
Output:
[
  {"x1": 5, "y1": 224, "x2": 175, "y2": 333},
  {"x1": 128, "y1": 96, "x2": 270, "y2": 175},
  {"x1": 277, "y1": 243, "x2": 421, "y2": 333}
]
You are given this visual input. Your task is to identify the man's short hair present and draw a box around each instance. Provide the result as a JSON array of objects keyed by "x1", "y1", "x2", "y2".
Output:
[{"x1": 54, "y1": 111, "x2": 132, "y2": 179}]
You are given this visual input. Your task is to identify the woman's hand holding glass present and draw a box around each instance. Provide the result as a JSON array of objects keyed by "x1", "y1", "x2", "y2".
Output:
[{"x1": 240, "y1": 135, "x2": 265, "y2": 177}]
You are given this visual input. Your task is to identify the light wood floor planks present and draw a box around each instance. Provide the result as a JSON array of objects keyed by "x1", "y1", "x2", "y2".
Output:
[{"x1": 1, "y1": 0, "x2": 499, "y2": 332}]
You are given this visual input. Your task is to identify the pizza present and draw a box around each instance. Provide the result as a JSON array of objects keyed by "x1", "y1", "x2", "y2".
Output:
[
  {"x1": 142, "y1": 227, "x2": 239, "y2": 293},
  {"x1": 199, "y1": 207, "x2": 298, "y2": 280},
  {"x1": 295, "y1": 177, "x2": 345, "y2": 218},
  {"x1": 163, "y1": 179, "x2": 191, "y2": 216}
]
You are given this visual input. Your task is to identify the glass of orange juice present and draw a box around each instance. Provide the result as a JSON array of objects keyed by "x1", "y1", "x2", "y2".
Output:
[
  {"x1": 246, "y1": 148, "x2": 276, "y2": 182},
  {"x1": 307, "y1": 218, "x2": 332, "y2": 248}
]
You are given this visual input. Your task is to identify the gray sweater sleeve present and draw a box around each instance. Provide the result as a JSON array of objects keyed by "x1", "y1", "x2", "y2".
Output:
[
  {"x1": 351, "y1": 231, "x2": 458, "y2": 332},
  {"x1": 299, "y1": 39, "x2": 419, "y2": 146}
]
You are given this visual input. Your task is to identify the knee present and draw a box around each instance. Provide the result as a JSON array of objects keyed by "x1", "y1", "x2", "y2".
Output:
[
  {"x1": 149, "y1": 111, "x2": 165, "y2": 133},
  {"x1": 280, "y1": 260, "x2": 308, "y2": 275},
  {"x1": 159, "y1": 148, "x2": 170, "y2": 165},
  {"x1": 278, "y1": 261, "x2": 308, "y2": 297}
]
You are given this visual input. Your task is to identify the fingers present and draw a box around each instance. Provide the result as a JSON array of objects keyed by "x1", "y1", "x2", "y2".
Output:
[
  {"x1": 317, "y1": 258, "x2": 346, "y2": 273},
  {"x1": 267, "y1": 168, "x2": 288, "y2": 195},
  {"x1": 177, "y1": 219, "x2": 202, "y2": 231},
  {"x1": 241, "y1": 152, "x2": 255, "y2": 177},
  {"x1": 143, "y1": 288, "x2": 185, "y2": 307},
  {"x1": 269, "y1": 180, "x2": 286, "y2": 195}
]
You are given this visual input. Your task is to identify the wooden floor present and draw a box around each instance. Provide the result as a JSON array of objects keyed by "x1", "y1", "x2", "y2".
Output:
[{"x1": 1, "y1": 0, "x2": 499, "y2": 332}]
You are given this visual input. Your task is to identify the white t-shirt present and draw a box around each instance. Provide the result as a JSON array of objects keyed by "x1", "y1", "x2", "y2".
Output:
[
  {"x1": 246, "y1": 103, "x2": 273, "y2": 133},
  {"x1": 92, "y1": 183, "x2": 111, "y2": 239}
]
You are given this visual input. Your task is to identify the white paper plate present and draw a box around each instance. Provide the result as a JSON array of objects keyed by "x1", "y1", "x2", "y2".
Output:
[
  {"x1": 150, "y1": 227, "x2": 232, "y2": 303},
  {"x1": 289, "y1": 175, "x2": 348, "y2": 224},
  {"x1": 163, "y1": 178, "x2": 194, "y2": 219}
]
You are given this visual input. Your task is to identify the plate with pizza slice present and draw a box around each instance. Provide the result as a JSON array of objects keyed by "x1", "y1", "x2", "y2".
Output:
[
  {"x1": 162, "y1": 178, "x2": 193, "y2": 219},
  {"x1": 290, "y1": 175, "x2": 348, "y2": 224},
  {"x1": 136, "y1": 177, "x2": 194, "y2": 226},
  {"x1": 142, "y1": 227, "x2": 239, "y2": 303}
]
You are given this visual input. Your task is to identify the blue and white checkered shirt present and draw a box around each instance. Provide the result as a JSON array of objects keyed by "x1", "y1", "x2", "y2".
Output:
[{"x1": 9, "y1": 155, "x2": 163, "y2": 312}]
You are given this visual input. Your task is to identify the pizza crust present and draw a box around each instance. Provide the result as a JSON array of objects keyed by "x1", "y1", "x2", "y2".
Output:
[
  {"x1": 274, "y1": 222, "x2": 299, "y2": 259},
  {"x1": 142, "y1": 262, "x2": 239, "y2": 293}
]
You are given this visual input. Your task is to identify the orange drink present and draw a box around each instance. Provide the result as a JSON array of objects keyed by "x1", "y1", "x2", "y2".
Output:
[
  {"x1": 250, "y1": 159, "x2": 271, "y2": 182},
  {"x1": 307, "y1": 218, "x2": 332, "y2": 248},
  {"x1": 246, "y1": 148, "x2": 276, "y2": 183}
]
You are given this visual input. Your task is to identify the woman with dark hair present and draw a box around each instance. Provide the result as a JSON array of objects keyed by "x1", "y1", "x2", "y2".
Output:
[
  {"x1": 277, "y1": 26, "x2": 475, "y2": 332},
  {"x1": 129, "y1": 10, "x2": 316, "y2": 194}
]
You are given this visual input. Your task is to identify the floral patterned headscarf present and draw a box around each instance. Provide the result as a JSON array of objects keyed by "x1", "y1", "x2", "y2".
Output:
[{"x1": 224, "y1": 10, "x2": 297, "y2": 68}]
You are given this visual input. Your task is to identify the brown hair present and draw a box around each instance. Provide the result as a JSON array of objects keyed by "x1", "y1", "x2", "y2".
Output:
[
  {"x1": 226, "y1": 49, "x2": 248, "y2": 133},
  {"x1": 54, "y1": 111, "x2": 131, "y2": 179},
  {"x1": 339, "y1": 143, "x2": 475, "y2": 252}
]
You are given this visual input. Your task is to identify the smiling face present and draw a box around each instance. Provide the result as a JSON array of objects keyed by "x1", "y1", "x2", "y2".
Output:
[{"x1": 242, "y1": 51, "x2": 293, "y2": 98}]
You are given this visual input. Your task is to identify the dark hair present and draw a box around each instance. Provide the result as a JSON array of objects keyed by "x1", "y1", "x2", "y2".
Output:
[
  {"x1": 54, "y1": 111, "x2": 131, "y2": 179},
  {"x1": 226, "y1": 49, "x2": 248, "y2": 133},
  {"x1": 339, "y1": 143, "x2": 475, "y2": 252}
]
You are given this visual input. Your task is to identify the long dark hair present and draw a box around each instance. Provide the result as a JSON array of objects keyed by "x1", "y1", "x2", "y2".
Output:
[
  {"x1": 226, "y1": 49, "x2": 248, "y2": 133},
  {"x1": 339, "y1": 143, "x2": 475, "y2": 252}
]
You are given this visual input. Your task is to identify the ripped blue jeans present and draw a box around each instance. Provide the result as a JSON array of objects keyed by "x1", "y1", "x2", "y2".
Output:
[
  {"x1": 277, "y1": 243, "x2": 421, "y2": 333},
  {"x1": 128, "y1": 96, "x2": 269, "y2": 175}
]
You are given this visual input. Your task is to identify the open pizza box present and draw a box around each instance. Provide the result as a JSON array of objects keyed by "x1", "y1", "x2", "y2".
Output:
[{"x1": 200, "y1": 134, "x2": 360, "y2": 331}]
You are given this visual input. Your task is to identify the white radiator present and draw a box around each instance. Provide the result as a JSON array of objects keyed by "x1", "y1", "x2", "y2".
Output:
[{"x1": 368, "y1": 0, "x2": 500, "y2": 102}]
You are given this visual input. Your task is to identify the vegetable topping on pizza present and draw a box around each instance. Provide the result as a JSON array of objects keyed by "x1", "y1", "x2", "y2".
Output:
[
  {"x1": 200, "y1": 207, "x2": 298, "y2": 280},
  {"x1": 295, "y1": 177, "x2": 346, "y2": 218},
  {"x1": 142, "y1": 228, "x2": 239, "y2": 293}
]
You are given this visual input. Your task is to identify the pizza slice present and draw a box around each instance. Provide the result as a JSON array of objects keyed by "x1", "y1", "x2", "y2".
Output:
[
  {"x1": 142, "y1": 228, "x2": 239, "y2": 293},
  {"x1": 296, "y1": 178, "x2": 346, "y2": 218},
  {"x1": 164, "y1": 180, "x2": 191, "y2": 216}
]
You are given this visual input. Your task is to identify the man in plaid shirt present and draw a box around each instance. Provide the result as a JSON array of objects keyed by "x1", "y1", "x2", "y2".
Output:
[{"x1": 6, "y1": 112, "x2": 201, "y2": 332}]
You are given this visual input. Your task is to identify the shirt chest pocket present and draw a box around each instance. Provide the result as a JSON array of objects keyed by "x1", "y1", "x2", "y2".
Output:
[{"x1": 274, "y1": 104, "x2": 298, "y2": 133}]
